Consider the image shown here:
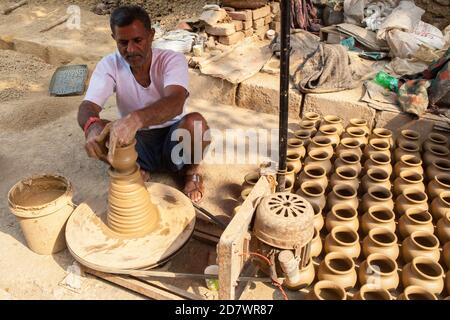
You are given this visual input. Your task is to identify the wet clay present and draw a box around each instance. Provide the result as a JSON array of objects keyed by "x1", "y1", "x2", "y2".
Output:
[{"x1": 10, "y1": 177, "x2": 66, "y2": 208}]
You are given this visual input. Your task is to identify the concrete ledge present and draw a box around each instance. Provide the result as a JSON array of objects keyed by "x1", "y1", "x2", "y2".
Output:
[
  {"x1": 188, "y1": 69, "x2": 238, "y2": 106},
  {"x1": 236, "y1": 72, "x2": 302, "y2": 118},
  {"x1": 302, "y1": 87, "x2": 377, "y2": 129}
]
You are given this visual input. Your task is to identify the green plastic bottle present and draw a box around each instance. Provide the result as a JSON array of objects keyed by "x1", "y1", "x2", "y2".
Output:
[{"x1": 374, "y1": 71, "x2": 399, "y2": 93}]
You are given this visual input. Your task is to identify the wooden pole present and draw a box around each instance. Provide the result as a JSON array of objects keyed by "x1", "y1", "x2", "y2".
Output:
[
  {"x1": 40, "y1": 14, "x2": 70, "y2": 33},
  {"x1": 2, "y1": 0, "x2": 28, "y2": 15}
]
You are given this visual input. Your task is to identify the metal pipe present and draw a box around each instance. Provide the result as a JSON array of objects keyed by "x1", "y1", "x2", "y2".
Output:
[{"x1": 277, "y1": 0, "x2": 291, "y2": 192}]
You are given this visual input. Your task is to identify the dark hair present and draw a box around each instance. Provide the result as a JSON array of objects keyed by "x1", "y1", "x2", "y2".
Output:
[{"x1": 110, "y1": 5, "x2": 151, "y2": 32}]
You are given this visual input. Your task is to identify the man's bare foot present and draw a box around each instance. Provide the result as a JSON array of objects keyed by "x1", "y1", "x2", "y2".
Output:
[
  {"x1": 140, "y1": 169, "x2": 151, "y2": 182},
  {"x1": 183, "y1": 173, "x2": 204, "y2": 203}
]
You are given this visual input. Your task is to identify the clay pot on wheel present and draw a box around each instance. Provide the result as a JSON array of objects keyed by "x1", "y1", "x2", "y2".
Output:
[
  {"x1": 364, "y1": 153, "x2": 392, "y2": 177},
  {"x1": 304, "y1": 150, "x2": 333, "y2": 175},
  {"x1": 348, "y1": 118, "x2": 370, "y2": 136},
  {"x1": 426, "y1": 159, "x2": 450, "y2": 182},
  {"x1": 296, "y1": 181, "x2": 326, "y2": 211},
  {"x1": 363, "y1": 139, "x2": 390, "y2": 160},
  {"x1": 423, "y1": 132, "x2": 448, "y2": 151},
  {"x1": 326, "y1": 203, "x2": 359, "y2": 232},
  {"x1": 362, "y1": 227, "x2": 399, "y2": 260},
  {"x1": 369, "y1": 128, "x2": 394, "y2": 150},
  {"x1": 360, "y1": 186, "x2": 394, "y2": 213},
  {"x1": 401, "y1": 231, "x2": 440, "y2": 263},
  {"x1": 398, "y1": 208, "x2": 434, "y2": 240},
  {"x1": 334, "y1": 152, "x2": 362, "y2": 176},
  {"x1": 398, "y1": 286, "x2": 438, "y2": 300},
  {"x1": 327, "y1": 184, "x2": 359, "y2": 211},
  {"x1": 321, "y1": 115, "x2": 344, "y2": 136},
  {"x1": 394, "y1": 141, "x2": 421, "y2": 163},
  {"x1": 360, "y1": 206, "x2": 396, "y2": 235},
  {"x1": 343, "y1": 126, "x2": 368, "y2": 148},
  {"x1": 335, "y1": 138, "x2": 363, "y2": 159},
  {"x1": 427, "y1": 174, "x2": 450, "y2": 200},
  {"x1": 329, "y1": 167, "x2": 359, "y2": 191},
  {"x1": 110, "y1": 140, "x2": 138, "y2": 174},
  {"x1": 287, "y1": 138, "x2": 306, "y2": 159},
  {"x1": 353, "y1": 285, "x2": 392, "y2": 300},
  {"x1": 361, "y1": 168, "x2": 391, "y2": 194},
  {"x1": 298, "y1": 164, "x2": 328, "y2": 190},
  {"x1": 358, "y1": 253, "x2": 399, "y2": 290},
  {"x1": 395, "y1": 188, "x2": 429, "y2": 217},
  {"x1": 307, "y1": 136, "x2": 334, "y2": 155},
  {"x1": 308, "y1": 280, "x2": 346, "y2": 300},
  {"x1": 402, "y1": 257, "x2": 444, "y2": 295},
  {"x1": 436, "y1": 211, "x2": 450, "y2": 244},
  {"x1": 318, "y1": 252, "x2": 357, "y2": 289},
  {"x1": 324, "y1": 226, "x2": 361, "y2": 259},
  {"x1": 423, "y1": 144, "x2": 450, "y2": 167},
  {"x1": 393, "y1": 170, "x2": 425, "y2": 197},
  {"x1": 394, "y1": 154, "x2": 423, "y2": 178},
  {"x1": 396, "y1": 129, "x2": 421, "y2": 148},
  {"x1": 431, "y1": 191, "x2": 450, "y2": 220}
]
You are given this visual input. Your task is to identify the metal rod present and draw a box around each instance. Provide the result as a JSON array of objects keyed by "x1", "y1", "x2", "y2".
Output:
[
  {"x1": 276, "y1": 0, "x2": 291, "y2": 192},
  {"x1": 193, "y1": 203, "x2": 227, "y2": 230}
]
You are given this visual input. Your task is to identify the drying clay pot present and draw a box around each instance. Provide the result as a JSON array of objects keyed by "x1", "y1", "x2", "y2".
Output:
[
  {"x1": 327, "y1": 184, "x2": 359, "y2": 211},
  {"x1": 310, "y1": 227, "x2": 323, "y2": 258},
  {"x1": 334, "y1": 152, "x2": 362, "y2": 176},
  {"x1": 294, "y1": 258, "x2": 316, "y2": 290},
  {"x1": 296, "y1": 181, "x2": 326, "y2": 211},
  {"x1": 358, "y1": 253, "x2": 399, "y2": 290},
  {"x1": 285, "y1": 164, "x2": 296, "y2": 186},
  {"x1": 318, "y1": 252, "x2": 357, "y2": 289},
  {"x1": 444, "y1": 242, "x2": 450, "y2": 269},
  {"x1": 362, "y1": 227, "x2": 399, "y2": 261},
  {"x1": 321, "y1": 115, "x2": 344, "y2": 136},
  {"x1": 304, "y1": 150, "x2": 333, "y2": 175},
  {"x1": 395, "y1": 188, "x2": 429, "y2": 217},
  {"x1": 423, "y1": 144, "x2": 449, "y2": 168},
  {"x1": 360, "y1": 206, "x2": 396, "y2": 235},
  {"x1": 431, "y1": 191, "x2": 450, "y2": 220},
  {"x1": 394, "y1": 154, "x2": 423, "y2": 178},
  {"x1": 393, "y1": 170, "x2": 425, "y2": 197},
  {"x1": 303, "y1": 111, "x2": 321, "y2": 128},
  {"x1": 398, "y1": 285, "x2": 438, "y2": 300},
  {"x1": 369, "y1": 128, "x2": 394, "y2": 150},
  {"x1": 401, "y1": 231, "x2": 440, "y2": 263},
  {"x1": 348, "y1": 118, "x2": 370, "y2": 136},
  {"x1": 363, "y1": 138, "x2": 390, "y2": 160},
  {"x1": 394, "y1": 141, "x2": 421, "y2": 163},
  {"x1": 242, "y1": 171, "x2": 260, "y2": 189},
  {"x1": 279, "y1": 252, "x2": 315, "y2": 291},
  {"x1": 427, "y1": 174, "x2": 450, "y2": 200},
  {"x1": 294, "y1": 129, "x2": 312, "y2": 147},
  {"x1": 364, "y1": 153, "x2": 392, "y2": 177},
  {"x1": 426, "y1": 159, "x2": 450, "y2": 182},
  {"x1": 423, "y1": 132, "x2": 448, "y2": 151},
  {"x1": 353, "y1": 284, "x2": 392, "y2": 300},
  {"x1": 298, "y1": 164, "x2": 328, "y2": 190},
  {"x1": 308, "y1": 280, "x2": 347, "y2": 300},
  {"x1": 398, "y1": 208, "x2": 434, "y2": 240},
  {"x1": 335, "y1": 138, "x2": 363, "y2": 159},
  {"x1": 324, "y1": 226, "x2": 361, "y2": 259},
  {"x1": 240, "y1": 187, "x2": 252, "y2": 201},
  {"x1": 396, "y1": 129, "x2": 421, "y2": 148},
  {"x1": 402, "y1": 257, "x2": 444, "y2": 295},
  {"x1": 299, "y1": 119, "x2": 318, "y2": 136},
  {"x1": 436, "y1": 211, "x2": 450, "y2": 244},
  {"x1": 287, "y1": 138, "x2": 306, "y2": 159},
  {"x1": 360, "y1": 186, "x2": 394, "y2": 213},
  {"x1": 110, "y1": 140, "x2": 139, "y2": 174},
  {"x1": 313, "y1": 206, "x2": 324, "y2": 231},
  {"x1": 316, "y1": 125, "x2": 340, "y2": 148},
  {"x1": 343, "y1": 127, "x2": 368, "y2": 149},
  {"x1": 326, "y1": 204, "x2": 359, "y2": 232},
  {"x1": 361, "y1": 168, "x2": 391, "y2": 194},
  {"x1": 287, "y1": 150, "x2": 302, "y2": 174},
  {"x1": 307, "y1": 136, "x2": 334, "y2": 156},
  {"x1": 329, "y1": 167, "x2": 359, "y2": 191}
]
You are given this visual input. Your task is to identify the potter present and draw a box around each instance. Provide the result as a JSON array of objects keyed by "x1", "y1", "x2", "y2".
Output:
[{"x1": 77, "y1": 5, "x2": 210, "y2": 203}]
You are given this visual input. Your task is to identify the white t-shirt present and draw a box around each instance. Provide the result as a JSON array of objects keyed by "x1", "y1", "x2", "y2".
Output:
[{"x1": 84, "y1": 48, "x2": 189, "y2": 129}]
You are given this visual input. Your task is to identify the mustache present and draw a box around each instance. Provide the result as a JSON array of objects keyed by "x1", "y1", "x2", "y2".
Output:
[{"x1": 126, "y1": 54, "x2": 142, "y2": 59}]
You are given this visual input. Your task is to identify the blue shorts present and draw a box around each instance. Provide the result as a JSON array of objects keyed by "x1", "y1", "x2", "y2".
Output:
[{"x1": 135, "y1": 121, "x2": 184, "y2": 173}]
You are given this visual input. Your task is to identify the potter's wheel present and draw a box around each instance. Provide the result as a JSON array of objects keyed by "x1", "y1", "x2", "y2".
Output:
[{"x1": 65, "y1": 182, "x2": 196, "y2": 272}]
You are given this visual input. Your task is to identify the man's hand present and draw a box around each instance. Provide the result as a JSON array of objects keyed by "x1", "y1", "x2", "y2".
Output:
[
  {"x1": 107, "y1": 112, "x2": 142, "y2": 164},
  {"x1": 85, "y1": 120, "x2": 111, "y2": 163}
]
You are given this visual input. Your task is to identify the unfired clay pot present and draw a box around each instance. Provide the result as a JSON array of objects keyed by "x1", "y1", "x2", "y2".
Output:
[
  {"x1": 369, "y1": 128, "x2": 394, "y2": 150},
  {"x1": 360, "y1": 186, "x2": 394, "y2": 213},
  {"x1": 287, "y1": 138, "x2": 306, "y2": 159},
  {"x1": 296, "y1": 181, "x2": 326, "y2": 211},
  {"x1": 280, "y1": 254, "x2": 315, "y2": 291},
  {"x1": 353, "y1": 285, "x2": 392, "y2": 300},
  {"x1": 321, "y1": 115, "x2": 344, "y2": 136},
  {"x1": 394, "y1": 154, "x2": 423, "y2": 178},
  {"x1": 307, "y1": 136, "x2": 334, "y2": 155},
  {"x1": 358, "y1": 253, "x2": 399, "y2": 290},
  {"x1": 348, "y1": 118, "x2": 370, "y2": 136},
  {"x1": 395, "y1": 188, "x2": 429, "y2": 217},
  {"x1": 303, "y1": 111, "x2": 321, "y2": 128},
  {"x1": 304, "y1": 150, "x2": 333, "y2": 175},
  {"x1": 401, "y1": 257, "x2": 444, "y2": 295},
  {"x1": 393, "y1": 170, "x2": 425, "y2": 197},
  {"x1": 364, "y1": 153, "x2": 392, "y2": 177},
  {"x1": 427, "y1": 174, "x2": 450, "y2": 200},
  {"x1": 335, "y1": 138, "x2": 363, "y2": 159},
  {"x1": 401, "y1": 231, "x2": 440, "y2": 263},
  {"x1": 299, "y1": 119, "x2": 317, "y2": 136},
  {"x1": 111, "y1": 140, "x2": 139, "y2": 174},
  {"x1": 334, "y1": 152, "x2": 362, "y2": 176},
  {"x1": 423, "y1": 144, "x2": 450, "y2": 168},
  {"x1": 329, "y1": 167, "x2": 359, "y2": 191},
  {"x1": 324, "y1": 226, "x2": 361, "y2": 259},
  {"x1": 361, "y1": 168, "x2": 391, "y2": 194},
  {"x1": 398, "y1": 286, "x2": 438, "y2": 300},
  {"x1": 362, "y1": 227, "x2": 399, "y2": 261},
  {"x1": 286, "y1": 150, "x2": 302, "y2": 174},
  {"x1": 394, "y1": 141, "x2": 421, "y2": 163},
  {"x1": 285, "y1": 164, "x2": 296, "y2": 186},
  {"x1": 243, "y1": 171, "x2": 260, "y2": 189},
  {"x1": 431, "y1": 191, "x2": 450, "y2": 220},
  {"x1": 426, "y1": 159, "x2": 450, "y2": 182},
  {"x1": 360, "y1": 206, "x2": 396, "y2": 235},
  {"x1": 316, "y1": 125, "x2": 340, "y2": 148},
  {"x1": 436, "y1": 211, "x2": 450, "y2": 244},
  {"x1": 308, "y1": 280, "x2": 346, "y2": 300},
  {"x1": 313, "y1": 205, "x2": 324, "y2": 231},
  {"x1": 398, "y1": 208, "x2": 434, "y2": 240},
  {"x1": 343, "y1": 126, "x2": 368, "y2": 148},
  {"x1": 444, "y1": 242, "x2": 450, "y2": 269},
  {"x1": 396, "y1": 129, "x2": 421, "y2": 148},
  {"x1": 326, "y1": 204, "x2": 359, "y2": 232},
  {"x1": 423, "y1": 132, "x2": 448, "y2": 151},
  {"x1": 327, "y1": 185, "x2": 359, "y2": 211},
  {"x1": 310, "y1": 227, "x2": 323, "y2": 258},
  {"x1": 318, "y1": 252, "x2": 357, "y2": 289},
  {"x1": 294, "y1": 129, "x2": 312, "y2": 147},
  {"x1": 363, "y1": 138, "x2": 390, "y2": 160},
  {"x1": 298, "y1": 164, "x2": 328, "y2": 190}
]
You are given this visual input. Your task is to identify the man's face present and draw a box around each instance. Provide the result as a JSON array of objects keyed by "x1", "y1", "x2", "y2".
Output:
[{"x1": 112, "y1": 19, "x2": 154, "y2": 68}]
